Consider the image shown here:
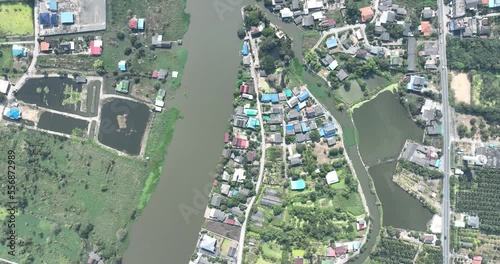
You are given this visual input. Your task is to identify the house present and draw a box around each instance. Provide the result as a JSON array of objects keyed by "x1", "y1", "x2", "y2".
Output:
[
  {"x1": 239, "y1": 83, "x2": 251, "y2": 94},
  {"x1": 420, "y1": 21, "x2": 431, "y2": 37},
  {"x1": 465, "y1": 0, "x2": 480, "y2": 9},
  {"x1": 421, "y1": 7, "x2": 435, "y2": 19},
  {"x1": 60, "y1": 12, "x2": 74, "y2": 24},
  {"x1": 336, "y1": 69, "x2": 348, "y2": 81},
  {"x1": 327, "y1": 60, "x2": 339, "y2": 71},
  {"x1": 407, "y1": 75, "x2": 426, "y2": 92},
  {"x1": 118, "y1": 60, "x2": 127, "y2": 71},
  {"x1": 233, "y1": 117, "x2": 248, "y2": 128},
  {"x1": 311, "y1": 11, "x2": 325, "y2": 21},
  {"x1": 326, "y1": 137, "x2": 336, "y2": 146},
  {"x1": 138, "y1": 18, "x2": 145, "y2": 30},
  {"x1": 290, "y1": 179, "x2": 306, "y2": 190},
  {"x1": 155, "y1": 89, "x2": 166, "y2": 107},
  {"x1": 306, "y1": 0, "x2": 324, "y2": 10},
  {"x1": 221, "y1": 171, "x2": 231, "y2": 181},
  {"x1": 375, "y1": 25, "x2": 386, "y2": 35},
  {"x1": 326, "y1": 37, "x2": 338, "y2": 49},
  {"x1": 241, "y1": 42, "x2": 249, "y2": 56},
  {"x1": 403, "y1": 22, "x2": 412, "y2": 36},
  {"x1": 380, "y1": 32, "x2": 391, "y2": 42},
  {"x1": 396, "y1": 7, "x2": 407, "y2": 16},
  {"x1": 425, "y1": 58, "x2": 438, "y2": 71},
  {"x1": 287, "y1": 96, "x2": 299, "y2": 108},
  {"x1": 116, "y1": 80, "x2": 130, "y2": 93},
  {"x1": 75, "y1": 76, "x2": 87, "y2": 84},
  {"x1": 128, "y1": 17, "x2": 138, "y2": 29},
  {"x1": 151, "y1": 35, "x2": 172, "y2": 48},
  {"x1": 222, "y1": 149, "x2": 231, "y2": 159},
  {"x1": 290, "y1": 157, "x2": 302, "y2": 166},
  {"x1": 51, "y1": 13, "x2": 58, "y2": 25},
  {"x1": 321, "y1": 122, "x2": 337, "y2": 137},
  {"x1": 211, "y1": 194, "x2": 222, "y2": 207},
  {"x1": 89, "y1": 40, "x2": 103, "y2": 56},
  {"x1": 302, "y1": 15, "x2": 314, "y2": 28},
  {"x1": 467, "y1": 215, "x2": 480, "y2": 229},
  {"x1": 242, "y1": 55, "x2": 251, "y2": 66},
  {"x1": 390, "y1": 56, "x2": 402, "y2": 67},
  {"x1": 407, "y1": 37, "x2": 416, "y2": 72},
  {"x1": 158, "y1": 69, "x2": 168, "y2": 80},
  {"x1": 325, "y1": 170, "x2": 339, "y2": 184},
  {"x1": 37, "y1": 43, "x2": 52, "y2": 55},
  {"x1": 480, "y1": 26, "x2": 490, "y2": 36},
  {"x1": 199, "y1": 234, "x2": 217, "y2": 253},
  {"x1": 419, "y1": 234, "x2": 436, "y2": 244},
  {"x1": 268, "y1": 114, "x2": 283, "y2": 124},
  {"x1": 294, "y1": 16, "x2": 303, "y2": 25},
  {"x1": 232, "y1": 168, "x2": 246, "y2": 183},
  {"x1": 472, "y1": 256, "x2": 483, "y2": 264},
  {"x1": 247, "y1": 150, "x2": 257, "y2": 162},
  {"x1": 357, "y1": 219, "x2": 367, "y2": 230},
  {"x1": 326, "y1": 247, "x2": 336, "y2": 257},
  {"x1": 48, "y1": 0, "x2": 57, "y2": 11},
  {"x1": 246, "y1": 117, "x2": 260, "y2": 130},
  {"x1": 291, "y1": 0, "x2": 300, "y2": 10},
  {"x1": 297, "y1": 91, "x2": 310, "y2": 102},
  {"x1": 5, "y1": 108, "x2": 21, "y2": 120},
  {"x1": 422, "y1": 43, "x2": 439, "y2": 56},
  {"x1": 320, "y1": 54, "x2": 334, "y2": 66},
  {"x1": 380, "y1": 11, "x2": 396, "y2": 23},
  {"x1": 0, "y1": 80, "x2": 10, "y2": 94},
  {"x1": 334, "y1": 246, "x2": 346, "y2": 256},
  {"x1": 39, "y1": 13, "x2": 51, "y2": 26},
  {"x1": 59, "y1": 41, "x2": 74, "y2": 53},
  {"x1": 244, "y1": 108, "x2": 258, "y2": 116},
  {"x1": 296, "y1": 133, "x2": 306, "y2": 143},
  {"x1": 268, "y1": 133, "x2": 283, "y2": 144},
  {"x1": 280, "y1": 8, "x2": 293, "y2": 20},
  {"x1": 12, "y1": 45, "x2": 27, "y2": 57},
  {"x1": 360, "y1": 6, "x2": 374, "y2": 22},
  {"x1": 320, "y1": 19, "x2": 336, "y2": 28},
  {"x1": 231, "y1": 207, "x2": 244, "y2": 216},
  {"x1": 287, "y1": 109, "x2": 301, "y2": 120},
  {"x1": 261, "y1": 189, "x2": 282, "y2": 207},
  {"x1": 482, "y1": 18, "x2": 489, "y2": 26},
  {"x1": 220, "y1": 184, "x2": 231, "y2": 196}
]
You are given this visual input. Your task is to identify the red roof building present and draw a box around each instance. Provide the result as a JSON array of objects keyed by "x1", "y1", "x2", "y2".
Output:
[
  {"x1": 326, "y1": 247, "x2": 336, "y2": 257},
  {"x1": 224, "y1": 133, "x2": 230, "y2": 143},
  {"x1": 294, "y1": 258, "x2": 304, "y2": 264},
  {"x1": 232, "y1": 137, "x2": 249, "y2": 149},
  {"x1": 472, "y1": 256, "x2": 482, "y2": 264},
  {"x1": 89, "y1": 40, "x2": 102, "y2": 56},
  {"x1": 128, "y1": 17, "x2": 138, "y2": 29},
  {"x1": 420, "y1": 21, "x2": 431, "y2": 37},
  {"x1": 40, "y1": 41, "x2": 50, "y2": 52},
  {"x1": 213, "y1": 179, "x2": 218, "y2": 186},
  {"x1": 152, "y1": 70, "x2": 158, "y2": 78},
  {"x1": 320, "y1": 19, "x2": 336, "y2": 28},
  {"x1": 239, "y1": 83, "x2": 250, "y2": 94},
  {"x1": 335, "y1": 246, "x2": 346, "y2": 256},
  {"x1": 360, "y1": 6, "x2": 374, "y2": 23},
  {"x1": 225, "y1": 218, "x2": 236, "y2": 225}
]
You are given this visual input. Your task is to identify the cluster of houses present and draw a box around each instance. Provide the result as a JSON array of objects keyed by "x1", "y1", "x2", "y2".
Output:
[
  {"x1": 37, "y1": 37, "x2": 103, "y2": 56},
  {"x1": 39, "y1": 0, "x2": 75, "y2": 27},
  {"x1": 270, "y1": 0, "x2": 340, "y2": 29},
  {"x1": 450, "y1": 0, "x2": 497, "y2": 38},
  {"x1": 401, "y1": 141, "x2": 442, "y2": 169}
]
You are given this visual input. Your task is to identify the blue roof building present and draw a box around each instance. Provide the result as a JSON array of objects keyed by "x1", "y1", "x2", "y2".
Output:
[
  {"x1": 295, "y1": 105, "x2": 301, "y2": 111},
  {"x1": 489, "y1": 0, "x2": 500, "y2": 8},
  {"x1": 48, "y1": 0, "x2": 57, "y2": 11},
  {"x1": 12, "y1": 45, "x2": 26, "y2": 57},
  {"x1": 51, "y1": 14, "x2": 58, "y2": 25},
  {"x1": 247, "y1": 117, "x2": 260, "y2": 130},
  {"x1": 60, "y1": 12, "x2": 74, "y2": 24},
  {"x1": 297, "y1": 91, "x2": 310, "y2": 102},
  {"x1": 326, "y1": 37, "x2": 338, "y2": 49},
  {"x1": 39, "y1": 13, "x2": 51, "y2": 26},
  {"x1": 320, "y1": 122, "x2": 337, "y2": 138},
  {"x1": 241, "y1": 42, "x2": 249, "y2": 56},
  {"x1": 6, "y1": 108, "x2": 21, "y2": 120},
  {"x1": 353, "y1": 242, "x2": 361, "y2": 251},
  {"x1": 261, "y1": 94, "x2": 272, "y2": 103},
  {"x1": 138, "y1": 18, "x2": 145, "y2": 30},
  {"x1": 301, "y1": 122, "x2": 310, "y2": 133},
  {"x1": 407, "y1": 75, "x2": 426, "y2": 93},
  {"x1": 270, "y1": 93, "x2": 279, "y2": 104},
  {"x1": 286, "y1": 124, "x2": 294, "y2": 132},
  {"x1": 290, "y1": 179, "x2": 306, "y2": 190}
]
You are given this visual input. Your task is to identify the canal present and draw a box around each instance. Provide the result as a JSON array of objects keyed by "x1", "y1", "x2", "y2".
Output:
[{"x1": 122, "y1": 0, "x2": 251, "y2": 263}]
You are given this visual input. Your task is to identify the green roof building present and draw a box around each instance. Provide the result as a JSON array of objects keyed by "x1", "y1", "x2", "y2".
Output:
[
  {"x1": 244, "y1": 108, "x2": 258, "y2": 116},
  {"x1": 285, "y1": 89, "x2": 292, "y2": 98},
  {"x1": 290, "y1": 179, "x2": 305, "y2": 190},
  {"x1": 116, "y1": 80, "x2": 130, "y2": 93}
]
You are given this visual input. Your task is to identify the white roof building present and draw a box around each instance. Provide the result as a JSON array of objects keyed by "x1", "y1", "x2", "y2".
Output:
[
  {"x1": 327, "y1": 60, "x2": 339, "y2": 71},
  {"x1": 280, "y1": 8, "x2": 293, "y2": 18},
  {"x1": 326, "y1": 170, "x2": 339, "y2": 184},
  {"x1": 0, "y1": 79, "x2": 10, "y2": 94},
  {"x1": 233, "y1": 168, "x2": 246, "y2": 183}
]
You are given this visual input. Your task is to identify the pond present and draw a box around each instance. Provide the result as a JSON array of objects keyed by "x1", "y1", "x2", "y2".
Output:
[
  {"x1": 353, "y1": 91, "x2": 433, "y2": 230},
  {"x1": 17, "y1": 77, "x2": 100, "y2": 117},
  {"x1": 363, "y1": 74, "x2": 391, "y2": 91},
  {"x1": 97, "y1": 98, "x2": 150, "y2": 155},
  {"x1": 38, "y1": 112, "x2": 89, "y2": 136}
]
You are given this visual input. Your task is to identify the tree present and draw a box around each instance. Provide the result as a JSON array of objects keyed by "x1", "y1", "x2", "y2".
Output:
[
  {"x1": 261, "y1": 27, "x2": 275, "y2": 37},
  {"x1": 261, "y1": 55, "x2": 276, "y2": 74},
  {"x1": 309, "y1": 129, "x2": 320, "y2": 142},
  {"x1": 457, "y1": 124, "x2": 468, "y2": 138},
  {"x1": 237, "y1": 28, "x2": 246, "y2": 39},
  {"x1": 345, "y1": 0, "x2": 360, "y2": 24},
  {"x1": 93, "y1": 59, "x2": 105, "y2": 73},
  {"x1": 116, "y1": 31, "x2": 125, "y2": 41},
  {"x1": 285, "y1": 135, "x2": 296, "y2": 144},
  {"x1": 296, "y1": 144, "x2": 307, "y2": 154},
  {"x1": 124, "y1": 47, "x2": 132, "y2": 56}
]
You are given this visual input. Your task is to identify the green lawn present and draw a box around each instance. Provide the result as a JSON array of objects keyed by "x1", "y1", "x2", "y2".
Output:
[
  {"x1": 337, "y1": 79, "x2": 364, "y2": 104},
  {"x1": 262, "y1": 242, "x2": 282, "y2": 260},
  {"x1": 0, "y1": 45, "x2": 13, "y2": 69},
  {"x1": 303, "y1": 30, "x2": 321, "y2": 51},
  {"x1": 0, "y1": 3, "x2": 34, "y2": 36}
]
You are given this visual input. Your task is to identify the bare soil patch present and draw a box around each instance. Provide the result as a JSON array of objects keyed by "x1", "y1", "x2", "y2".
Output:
[
  {"x1": 117, "y1": 114, "x2": 127, "y2": 129},
  {"x1": 451, "y1": 72, "x2": 471, "y2": 104}
]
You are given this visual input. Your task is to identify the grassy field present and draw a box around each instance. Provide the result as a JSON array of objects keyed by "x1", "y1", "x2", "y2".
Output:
[
  {"x1": 0, "y1": 45, "x2": 14, "y2": 69},
  {"x1": 0, "y1": 109, "x2": 179, "y2": 263},
  {"x1": 302, "y1": 31, "x2": 321, "y2": 51},
  {"x1": 0, "y1": 3, "x2": 34, "y2": 36},
  {"x1": 393, "y1": 0, "x2": 437, "y2": 8},
  {"x1": 337, "y1": 79, "x2": 364, "y2": 104}
]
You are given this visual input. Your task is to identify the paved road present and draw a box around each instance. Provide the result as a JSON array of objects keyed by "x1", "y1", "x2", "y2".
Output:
[
  {"x1": 437, "y1": 0, "x2": 451, "y2": 263},
  {"x1": 236, "y1": 22, "x2": 267, "y2": 264}
]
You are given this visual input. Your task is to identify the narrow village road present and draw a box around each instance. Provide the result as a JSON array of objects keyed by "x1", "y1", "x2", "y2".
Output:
[{"x1": 236, "y1": 18, "x2": 267, "y2": 264}]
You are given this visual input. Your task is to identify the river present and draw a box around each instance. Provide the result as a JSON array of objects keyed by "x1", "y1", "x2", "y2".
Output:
[{"x1": 123, "y1": 0, "x2": 251, "y2": 263}]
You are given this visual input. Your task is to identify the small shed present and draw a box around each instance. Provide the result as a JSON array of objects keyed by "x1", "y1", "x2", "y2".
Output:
[
  {"x1": 116, "y1": 80, "x2": 130, "y2": 93},
  {"x1": 128, "y1": 17, "x2": 138, "y2": 29},
  {"x1": 12, "y1": 45, "x2": 26, "y2": 57},
  {"x1": 48, "y1": 0, "x2": 57, "y2": 11},
  {"x1": 290, "y1": 179, "x2": 306, "y2": 190},
  {"x1": 40, "y1": 41, "x2": 50, "y2": 52},
  {"x1": 157, "y1": 69, "x2": 168, "y2": 80},
  {"x1": 138, "y1": 18, "x2": 145, "y2": 30},
  {"x1": 60, "y1": 12, "x2": 74, "y2": 24},
  {"x1": 39, "y1": 13, "x2": 51, "y2": 26},
  {"x1": 0, "y1": 79, "x2": 10, "y2": 94},
  {"x1": 5, "y1": 108, "x2": 21, "y2": 120},
  {"x1": 118, "y1": 60, "x2": 127, "y2": 71},
  {"x1": 75, "y1": 76, "x2": 87, "y2": 84}
]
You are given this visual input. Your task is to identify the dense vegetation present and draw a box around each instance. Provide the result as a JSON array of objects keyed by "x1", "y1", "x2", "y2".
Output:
[
  {"x1": 398, "y1": 159, "x2": 443, "y2": 180},
  {"x1": 455, "y1": 103, "x2": 500, "y2": 126},
  {"x1": 416, "y1": 245, "x2": 443, "y2": 264},
  {"x1": 370, "y1": 237, "x2": 418, "y2": 264},
  {"x1": 447, "y1": 38, "x2": 500, "y2": 72},
  {"x1": 456, "y1": 169, "x2": 500, "y2": 235}
]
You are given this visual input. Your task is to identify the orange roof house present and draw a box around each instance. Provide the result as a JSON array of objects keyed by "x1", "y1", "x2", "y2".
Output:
[
  {"x1": 420, "y1": 21, "x2": 431, "y2": 37},
  {"x1": 472, "y1": 256, "x2": 482, "y2": 264},
  {"x1": 40, "y1": 41, "x2": 50, "y2": 52},
  {"x1": 128, "y1": 17, "x2": 138, "y2": 29},
  {"x1": 360, "y1": 6, "x2": 374, "y2": 23}
]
